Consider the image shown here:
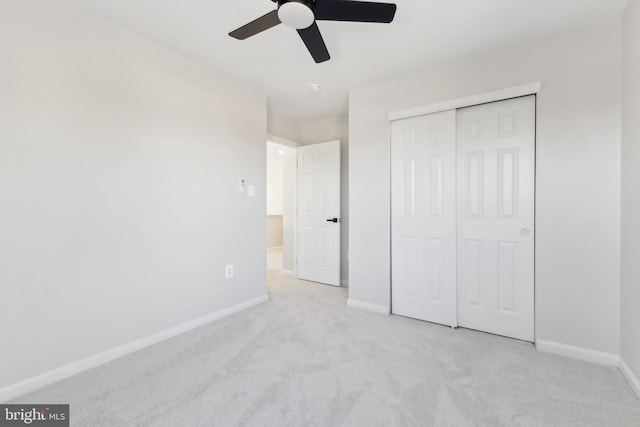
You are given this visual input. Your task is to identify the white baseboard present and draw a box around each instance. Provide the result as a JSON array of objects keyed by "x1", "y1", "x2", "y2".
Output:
[
  {"x1": 619, "y1": 358, "x2": 640, "y2": 400},
  {"x1": 340, "y1": 279, "x2": 349, "y2": 287},
  {"x1": 346, "y1": 299, "x2": 390, "y2": 315},
  {"x1": 282, "y1": 270, "x2": 294, "y2": 276},
  {"x1": 0, "y1": 294, "x2": 269, "y2": 403},
  {"x1": 267, "y1": 246, "x2": 283, "y2": 251},
  {"x1": 535, "y1": 340, "x2": 620, "y2": 366}
]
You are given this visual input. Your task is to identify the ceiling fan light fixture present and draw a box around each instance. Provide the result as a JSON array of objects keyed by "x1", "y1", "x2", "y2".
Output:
[
  {"x1": 231, "y1": 0, "x2": 397, "y2": 63},
  {"x1": 278, "y1": 0, "x2": 315, "y2": 29}
]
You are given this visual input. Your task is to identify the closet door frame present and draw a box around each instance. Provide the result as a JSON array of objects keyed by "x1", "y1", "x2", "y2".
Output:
[
  {"x1": 389, "y1": 82, "x2": 541, "y2": 122},
  {"x1": 388, "y1": 82, "x2": 541, "y2": 340}
]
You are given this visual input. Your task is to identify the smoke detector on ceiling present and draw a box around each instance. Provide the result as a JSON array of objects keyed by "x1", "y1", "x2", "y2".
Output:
[{"x1": 309, "y1": 84, "x2": 322, "y2": 95}]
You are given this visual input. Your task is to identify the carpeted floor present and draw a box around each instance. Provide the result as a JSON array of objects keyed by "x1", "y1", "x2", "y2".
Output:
[{"x1": 10, "y1": 251, "x2": 640, "y2": 426}]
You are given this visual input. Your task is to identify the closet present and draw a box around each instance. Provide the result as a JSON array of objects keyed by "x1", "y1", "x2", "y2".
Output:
[{"x1": 391, "y1": 95, "x2": 535, "y2": 342}]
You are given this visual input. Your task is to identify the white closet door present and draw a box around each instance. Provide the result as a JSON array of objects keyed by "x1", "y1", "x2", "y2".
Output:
[
  {"x1": 456, "y1": 96, "x2": 535, "y2": 341},
  {"x1": 391, "y1": 110, "x2": 457, "y2": 327}
]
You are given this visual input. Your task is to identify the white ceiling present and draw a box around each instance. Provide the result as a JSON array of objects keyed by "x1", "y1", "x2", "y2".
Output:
[{"x1": 66, "y1": 0, "x2": 628, "y2": 122}]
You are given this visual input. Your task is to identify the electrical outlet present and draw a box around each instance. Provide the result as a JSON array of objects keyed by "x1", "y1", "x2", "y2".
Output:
[{"x1": 225, "y1": 264, "x2": 234, "y2": 279}]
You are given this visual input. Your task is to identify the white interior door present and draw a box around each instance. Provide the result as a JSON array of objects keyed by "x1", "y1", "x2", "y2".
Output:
[
  {"x1": 297, "y1": 141, "x2": 341, "y2": 286},
  {"x1": 456, "y1": 96, "x2": 535, "y2": 341},
  {"x1": 391, "y1": 110, "x2": 458, "y2": 327}
]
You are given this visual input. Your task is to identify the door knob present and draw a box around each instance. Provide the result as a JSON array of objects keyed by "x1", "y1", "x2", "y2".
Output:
[{"x1": 326, "y1": 218, "x2": 340, "y2": 223}]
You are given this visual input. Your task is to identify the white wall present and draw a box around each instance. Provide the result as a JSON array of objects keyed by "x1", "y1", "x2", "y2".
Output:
[
  {"x1": 266, "y1": 216, "x2": 283, "y2": 248},
  {"x1": 0, "y1": 0, "x2": 267, "y2": 391},
  {"x1": 267, "y1": 111, "x2": 300, "y2": 143},
  {"x1": 349, "y1": 21, "x2": 622, "y2": 355},
  {"x1": 266, "y1": 141, "x2": 284, "y2": 250},
  {"x1": 281, "y1": 144, "x2": 297, "y2": 272},
  {"x1": 266, "y1": 140, "x2": 296, "y2": 269},
  {"x1": 267, "y1": 142, "x2": 285, "y2": 215},
  {"x1": 299, "y1": 115, "x2": 350, "y2": 284},
  {"x1": 621, "y1": 0, "x2": 640, "y2": 385}
]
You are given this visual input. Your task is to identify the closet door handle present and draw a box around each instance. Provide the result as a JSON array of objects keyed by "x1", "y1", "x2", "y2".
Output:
[{"x1": 326, "y1": 218, "x2": 340, "y2": 223}]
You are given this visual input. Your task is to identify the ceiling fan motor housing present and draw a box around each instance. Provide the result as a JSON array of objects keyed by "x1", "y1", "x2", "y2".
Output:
[{"x1": 276, "y1": 0, "x2": 315, "y2": 29}]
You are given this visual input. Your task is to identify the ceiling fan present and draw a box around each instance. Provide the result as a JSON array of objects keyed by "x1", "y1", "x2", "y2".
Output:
[{"x1": 229, "y1": 0, "x2": 397, "y2": 63}]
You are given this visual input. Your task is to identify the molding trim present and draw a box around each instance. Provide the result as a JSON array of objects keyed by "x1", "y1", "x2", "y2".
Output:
[
  {"x1": 619, "y1": 358, "x2": 640, "y2": 400},
  {"x1": 535, "y1": 340, "x2": 619, "y2": 366},
  {"x1": 346, "y1": 299, "x2": 390, "y2": 315},
  {"x1": 282, "y1": 269, "x2": 294, "y2": 276},
  {"x1": 267, "y1": 134, "x2": 299, "y2": 147},
  {"x1": 267, "y1": 246, "x2": 283, "y2": 251},
  {"x1": 0, "y1": 294, "x2": 269, "y2": 403},
  {"x1": 389, "y1": 82, "x2": 542, "y2": 121}
]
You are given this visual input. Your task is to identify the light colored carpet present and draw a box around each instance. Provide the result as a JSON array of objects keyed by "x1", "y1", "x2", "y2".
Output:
[{"x1": 11, "y1": 254, "x2": 640, "y2": 426}]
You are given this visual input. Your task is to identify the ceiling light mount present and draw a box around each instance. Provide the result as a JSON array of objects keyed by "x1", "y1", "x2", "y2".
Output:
[
  {"x1": 309, "y1": 84, "x2": 322, "y2": 95},
  {"x1": 277, "y1": 0, "x2": 315, "y2": 30}
]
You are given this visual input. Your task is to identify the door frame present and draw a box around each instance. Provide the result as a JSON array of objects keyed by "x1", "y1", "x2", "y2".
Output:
[
  {"x1": 387, "y1": 82, "x2": 541, "y2": 336},
  {"x1": 266, "y1": 136, "x2": 343, "y2": 284}
]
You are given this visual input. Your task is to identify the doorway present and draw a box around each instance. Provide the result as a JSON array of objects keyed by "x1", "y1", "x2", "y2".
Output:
[
  {"x1": 266, "y1": 138, "x2": 343, "y2": 287},
  {"x1": 266, "y1": 140, "x2": 297, "y2": 274},
  {"x1": 391, "y1": 95, "x2": 536, "y2": 342}
]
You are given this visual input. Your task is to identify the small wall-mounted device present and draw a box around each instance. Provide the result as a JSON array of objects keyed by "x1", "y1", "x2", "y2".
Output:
[{"x1": 240, "y1": 179, "x2": 247, "y2": 193}]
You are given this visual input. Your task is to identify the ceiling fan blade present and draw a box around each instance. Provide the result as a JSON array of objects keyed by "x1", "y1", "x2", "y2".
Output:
[
  {"x1": 229, "y1": 10, "x2": 281, "y2": 40},
  {"x1": 297, "y1": 22, "x2": 330, "y2": 63},
  {"x1": 315, "y1": 0, "x2": 397, "y2": 23}
]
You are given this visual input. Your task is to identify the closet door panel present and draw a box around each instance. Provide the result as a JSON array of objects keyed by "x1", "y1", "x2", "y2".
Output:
[
  {"x1": 391, "y1": 110, "x2": 457, "y2": 327},
  {"x1": 456, "y1": 96, "x2": 535, "y2": 342}
]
